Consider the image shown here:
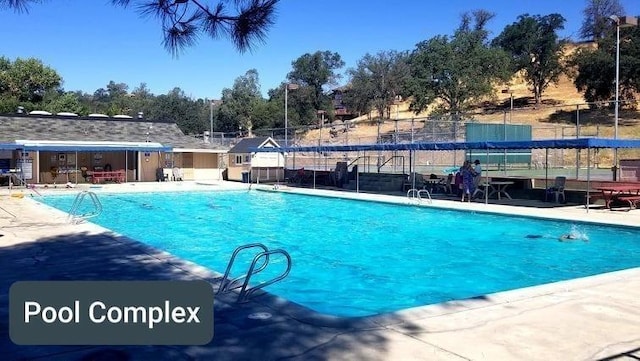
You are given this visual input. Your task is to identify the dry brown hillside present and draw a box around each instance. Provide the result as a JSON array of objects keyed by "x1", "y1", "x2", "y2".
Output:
[{"x1": 298, "y1": 42, "x2": 640, "y2": 163}]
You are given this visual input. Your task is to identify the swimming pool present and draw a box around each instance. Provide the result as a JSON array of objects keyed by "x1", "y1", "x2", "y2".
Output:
[{"x1": 38, "y1": 190, "x2": 640, "y2": 317}]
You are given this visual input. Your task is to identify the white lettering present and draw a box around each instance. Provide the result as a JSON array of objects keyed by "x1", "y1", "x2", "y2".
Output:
[
  {"x1": 107, "y1": 307, "x2": 122, "y2": 323},
  {"x1": 24, "y1": 301, "x2": 40, "y2": 323},
  {"x1": 57, "y1": 306, "x2": 74, "y2": 323},
  {"x1": 172, "y1": 307, "x2": 186, "y2": 323},
  {"x1": 85, "y1": 301, "x2": 202, "y2": 329},
  {"x1": 41, "y1": 307, "x2": 56, "y2": 323},
  {"x1": 186, "y1": 307, "x2": 201, "y2": 323},
  {"x1": 148, "y1": 306, "x2": 163, "y2": 329},
  {"x1": 122, "y1": 306, "x2": 147, "y2": 324},
  {"x1": 89, "y1": 301, "x2": 106, "y2": 323}
]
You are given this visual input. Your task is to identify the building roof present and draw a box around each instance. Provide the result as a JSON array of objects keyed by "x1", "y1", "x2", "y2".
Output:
[
  {"x1": 228, "y1": 137, "x2": 276, "y2": 153},
  {"x1": 0, "y1": 114, "x2": 226, "y2": 150}
]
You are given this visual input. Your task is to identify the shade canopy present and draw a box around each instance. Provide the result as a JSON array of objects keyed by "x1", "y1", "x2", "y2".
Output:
[{"x1": 250, "y1": 138, "x2": 640, "y2": 153}]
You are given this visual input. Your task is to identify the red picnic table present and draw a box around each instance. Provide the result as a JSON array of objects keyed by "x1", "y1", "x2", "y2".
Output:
[
  {"x1": 91, "y1": 170, "x2": 125, "y2": 184},
  {"x1": 593, "y1": 184, "x2": 640, "y2": 210}
]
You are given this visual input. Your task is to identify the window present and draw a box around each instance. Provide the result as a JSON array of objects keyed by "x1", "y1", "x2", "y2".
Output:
[{"x1": 235, "y1": 155, "x2": 243, "y2": 165}]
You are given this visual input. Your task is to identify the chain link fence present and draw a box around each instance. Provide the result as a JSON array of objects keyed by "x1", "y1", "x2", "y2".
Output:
[{"x1": 205, "y1": 100, "x2": 639, "y2": 180}]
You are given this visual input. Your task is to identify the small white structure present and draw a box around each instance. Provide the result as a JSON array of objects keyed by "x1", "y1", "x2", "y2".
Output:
[
  {"x1": 227, "y1": 137, "x2": 284, "y2": 183},
  {"x1": 29, "y1": 110, "x2": 52, "y2": 116}
]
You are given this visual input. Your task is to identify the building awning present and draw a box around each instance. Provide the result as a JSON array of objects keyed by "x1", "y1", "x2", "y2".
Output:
[
  {"x1": 15, "y1": 140, "x2": 172, "y2": 152},
  {"x1": 0, "y1": 143, "x2": 20, "y2": 150}
]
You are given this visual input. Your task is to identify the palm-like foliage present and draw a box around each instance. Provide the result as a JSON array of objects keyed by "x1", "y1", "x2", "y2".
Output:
[
  {"x1": 0, "y1": 0, "x2": 42, "y2": 13},
  {"x1": 2, "y1": 0, "x2": 279, "y2": 55},
  {"x1": 115, "y1": 0, "x2": 279, "y2": 55}
]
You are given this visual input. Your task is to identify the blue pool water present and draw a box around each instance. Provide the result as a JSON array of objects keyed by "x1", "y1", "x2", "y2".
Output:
[{"x1": 38, "y1": 190, "x2": 640, "y2": 317}]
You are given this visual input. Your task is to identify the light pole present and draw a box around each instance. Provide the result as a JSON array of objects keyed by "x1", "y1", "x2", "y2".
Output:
[
  {"x1": 209, "y1": 100, "x2": 214, "y2": 145},
  {"x1": 501, "y1": 88, "x2": 513, "y2": 174},
  {"x1": 317, "y1": 110, "x2": 325, "y2": 147},
  {"x1": 284, "y1": 83, "x2": 299, "y2": 147},
  {"x1": 609, "y1": 15, "x2": 638, "y2": 178}
]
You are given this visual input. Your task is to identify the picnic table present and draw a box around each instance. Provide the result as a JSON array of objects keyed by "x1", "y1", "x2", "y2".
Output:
[
  {"x1": 476, "y1": 181, "x2": 515, "y2": 200},
  {"x1": 91, "y1": 170, "x2": 125, "y2": 184},
  {"x1": 593, "y1": 184, "x2": 640, "y2": 210}
]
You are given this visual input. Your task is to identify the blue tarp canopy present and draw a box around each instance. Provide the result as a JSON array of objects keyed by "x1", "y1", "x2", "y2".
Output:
[{"x1": 250, "y1": 138, "x2": 640, "y2": 153}]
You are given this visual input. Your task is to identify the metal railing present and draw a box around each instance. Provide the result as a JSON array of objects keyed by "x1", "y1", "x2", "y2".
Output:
[
  {"x1": 67, "y1": 191, "x2": 102, "y2": 224},
  {"x1": 217, "y1": 243, "x2": 292, "y2": 303},
  {"x1": 407, "y1": 188, "x2": 432, "y2": 204}
]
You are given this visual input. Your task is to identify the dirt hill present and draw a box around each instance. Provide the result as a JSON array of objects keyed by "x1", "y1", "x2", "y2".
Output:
[{"x1": 298, "y1": 42, "x2": 640, "y2": 164}]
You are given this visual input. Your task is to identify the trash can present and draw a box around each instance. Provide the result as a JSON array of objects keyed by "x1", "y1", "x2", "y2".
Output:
[{"x1": 241, "y1": 171, "x2": 250, "y2": 183}]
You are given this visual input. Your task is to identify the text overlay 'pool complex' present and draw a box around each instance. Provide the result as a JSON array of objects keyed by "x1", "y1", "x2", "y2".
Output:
[{"x1": 9, "y1": 280, "x2": 214, "y2": 345}]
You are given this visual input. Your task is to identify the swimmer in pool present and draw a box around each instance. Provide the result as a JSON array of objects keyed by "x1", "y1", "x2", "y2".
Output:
[{"x1": 558, "y1": 233, "x2": 588, "y2": 242}]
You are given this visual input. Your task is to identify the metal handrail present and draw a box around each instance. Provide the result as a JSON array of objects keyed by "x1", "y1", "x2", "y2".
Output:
[
  {"x1": 349, "y1": 155, "x2": 371, "y2": 173},
  {"x1": 407, "y1": 188, "x2": 432, "y2": 203},
  {"x1": 216, "y1": 243, "x2": 269, "y2": 295},
  {"x1": 377, "y1": 155, "x2": 405, "y2": 174},
  {"x1": 237, "y1": 249, "x2": 292, "y2": 303},
  {"x1": 67, "y1": 191, "x2": 102, "y2": 224},
  {"x1": 0, "y1": 205, "x2": 16, "y2": 219}
]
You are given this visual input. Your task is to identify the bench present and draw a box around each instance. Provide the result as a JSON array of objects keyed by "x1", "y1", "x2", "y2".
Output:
[{"x1": 615, "y1": 195, "x2": 640, "y2": 210}]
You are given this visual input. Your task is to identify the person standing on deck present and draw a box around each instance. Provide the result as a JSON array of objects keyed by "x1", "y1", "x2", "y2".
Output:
[{"x1": 461, "y1": 161, "x2": 477, "y2": 202}]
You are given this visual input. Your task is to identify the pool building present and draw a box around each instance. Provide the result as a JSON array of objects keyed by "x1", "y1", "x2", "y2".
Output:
[{"x1": 0, "y1": 113, "x2": 227, "y2": 185}]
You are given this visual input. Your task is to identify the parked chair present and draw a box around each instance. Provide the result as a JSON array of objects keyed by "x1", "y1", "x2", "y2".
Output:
[
  {"x1": 404, "y1": 172, "x2": 426, "y2": 191},
  {"x1": 80, "y1": 166, "x2": 91, "y2": 182},
  {"x1": 333, "y1": 162, "x2": 348, "y2": 187},
  {"x1": 471, "y1": 176, "x2": 486, "y2": 199},
  {"x1": 545, "y1": 176, "x2": 567, "y2": 203},
  {"x1": 433, "y1": 173, "x2": 454, "y2": 194},
  {"x1": 172, "y1": 167, "x2": 183, "y2": 181},
  {"x1": 155, "y1": 168, "x2": 166, "y2": 182}
]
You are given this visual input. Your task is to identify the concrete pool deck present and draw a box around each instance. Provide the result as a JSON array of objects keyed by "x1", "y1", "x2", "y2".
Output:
[{"x1": 1, "y1": 181, "x2": 639, "y2": 360}]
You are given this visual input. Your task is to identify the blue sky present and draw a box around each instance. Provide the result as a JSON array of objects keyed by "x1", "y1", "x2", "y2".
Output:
[{"x1": 1, "y1": 0, "x2": 639, "y2": 100}]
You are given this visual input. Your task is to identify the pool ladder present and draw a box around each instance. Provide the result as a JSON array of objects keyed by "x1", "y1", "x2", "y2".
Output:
[
  {"x1": 407, "y1": 188, "x2": 432, "y2": 204},
  {"x1": 216, "y1": 243, "x2": 292, "y2": 303},
  {"x1": 67, "y1": 191, "x2": 103, "y2": 224}
]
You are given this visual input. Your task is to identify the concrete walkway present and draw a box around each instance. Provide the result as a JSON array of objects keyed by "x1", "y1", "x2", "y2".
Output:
[{"x1": 1, "y1": 181, "x2": 639, "y2": 360}]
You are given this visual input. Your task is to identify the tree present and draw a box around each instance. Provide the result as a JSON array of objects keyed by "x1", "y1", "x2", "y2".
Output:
[
  {"x1": 129, "y1": 82, "x2": 155, "y2": 118},
  {"x1": 571, "y1": 25, "x2": 640, "y2": 106},
  {"x1": 580, "y1": 0, "x2": 625, "y2": 40},
  {"x1": 0, "y1": 0, "x2": 40, "y2": 13},
  {"x1": 45, "y1": 91, "x2": 87, "y2": 114},
  {"x1": 346, "y1": 51, "x2": 410, "y2": 121},
  {"x1": 287, "y1": 51, "x2": 345, "y2": 112},
  {"x1": 493, "y1": 13, "x2": 567, "y2": 105},
  {"x1": 91, "y1": 81, "x2": 131, "y2": 115},
  {"x1": 151, "y1": 87, "x2": 204, "y2": 134},
  {"x1": 217, "y1": 69, "x2": 265, "y2": 135},
  {"x1": 0, "y1": 57, "x2": 62, "y2": 103},
  {"x1": 407, "y1": 10, "x2": 511, "y2": 118},
  {"x1": 2, "y1": 0, "x2": 280, "y2": 55}
]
